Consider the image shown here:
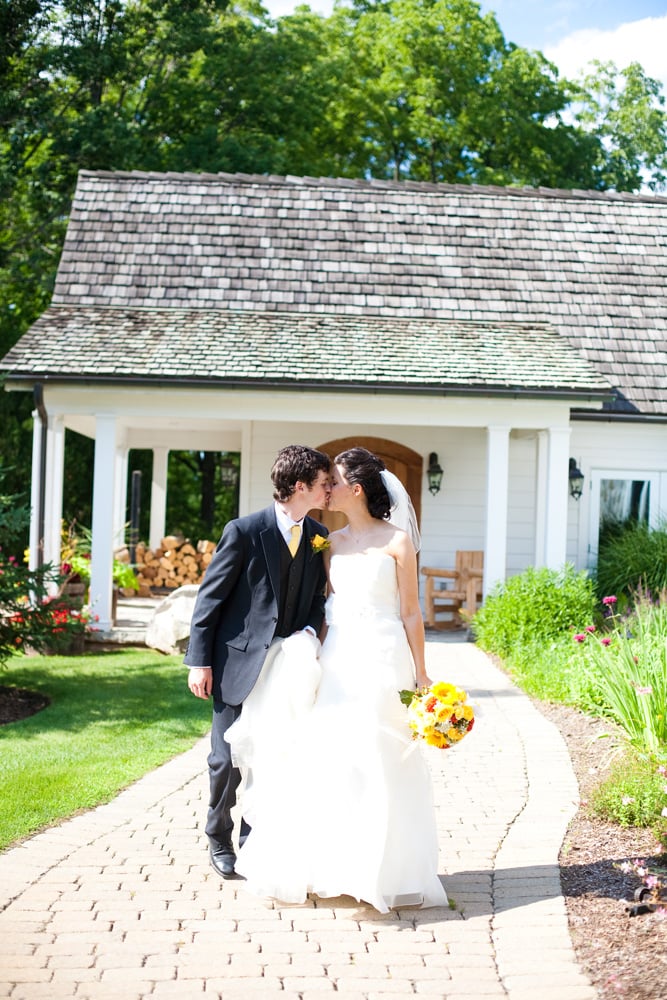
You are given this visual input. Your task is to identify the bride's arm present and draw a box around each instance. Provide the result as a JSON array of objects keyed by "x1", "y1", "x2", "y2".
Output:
[
  {"x1": 393, "y1": 532, "x2": 431, "y2": 689},
  {"x1": 317, "y1": 547, "x2": 335, "y2": 643}
]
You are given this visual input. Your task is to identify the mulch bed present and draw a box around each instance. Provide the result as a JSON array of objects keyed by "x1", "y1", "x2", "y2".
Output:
[{"x1": 0, "y1": 685, "x2": 50, "y2": 725}]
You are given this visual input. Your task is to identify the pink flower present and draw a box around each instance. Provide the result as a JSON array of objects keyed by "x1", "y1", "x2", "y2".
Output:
[
  {"x1": 602, "y1": 595, "x2": 617, "y2": 605},
  {"x1": 632, "y1": 684, "x2": 653, "y2": 695},
  {"x1": 573, "y1": 633, "x2": 587, "y2": 643},
  {"x1": 585, "y1": 625, "x2": 596, "y2": 633},
  {"x1": 600, "y1": 637, "x2": 612, "y2": 646}
]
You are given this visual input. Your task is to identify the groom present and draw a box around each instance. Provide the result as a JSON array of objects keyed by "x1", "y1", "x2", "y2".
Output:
[{"x1": 185, "y1": 444, "x2": 331, "y2": 878}]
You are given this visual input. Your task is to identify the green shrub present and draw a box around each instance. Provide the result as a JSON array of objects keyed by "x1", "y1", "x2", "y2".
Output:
[
  {"x1": 471, "y1": 564, "x2": 595, "y2": 659},
  {"x1": 596, "y1": 520, "x2": 667, "y2": 601},
  {"x1": 505, "y1": 635, "x2": 601, "y2": 707},
  {"x1": 591, "y1": 753, "x2": 667, "y2": 840}
]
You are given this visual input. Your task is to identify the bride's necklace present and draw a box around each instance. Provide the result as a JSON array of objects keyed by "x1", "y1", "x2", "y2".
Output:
[{"x1": 347, "y1": 522, "x2": 374, "y2": 546}]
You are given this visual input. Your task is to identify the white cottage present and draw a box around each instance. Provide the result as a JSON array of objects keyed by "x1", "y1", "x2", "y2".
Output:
[{"x1": 2, "y1": 171, "x2": 667, "y2": 630}]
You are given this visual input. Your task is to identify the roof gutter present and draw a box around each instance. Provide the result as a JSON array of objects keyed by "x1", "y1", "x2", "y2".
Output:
[
  {"x1": 5, "y1": 373, "x2": 613, "y2": 404},
  {"x1": 571, "y1": 409, "x2": 667, "y2": 425}
]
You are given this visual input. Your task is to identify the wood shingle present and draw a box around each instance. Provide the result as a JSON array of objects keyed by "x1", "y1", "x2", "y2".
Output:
[{"x1": 4, "y1": 170, "x2": 667, "y2": 412}]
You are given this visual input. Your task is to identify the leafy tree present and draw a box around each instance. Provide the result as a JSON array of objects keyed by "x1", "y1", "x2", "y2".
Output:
[
  {"x1": 320, "y1": 0, "x2": 598, "y2": 186},
  {"x1": 573, "y1": 61, "x2": 667, "y2": 192}
]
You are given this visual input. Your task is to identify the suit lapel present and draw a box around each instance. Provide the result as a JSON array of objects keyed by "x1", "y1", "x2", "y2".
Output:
[{"x1": 260, "y1": 507, "x2": 282, "y2": 601}]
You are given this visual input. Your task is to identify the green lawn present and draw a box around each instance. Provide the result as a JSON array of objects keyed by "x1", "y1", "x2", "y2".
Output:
[{"x1": 0, "y1": 648, "x2": 212, "y2": 851}]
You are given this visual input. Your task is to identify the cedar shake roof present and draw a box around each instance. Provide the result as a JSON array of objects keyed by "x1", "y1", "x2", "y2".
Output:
[
  {"x1": 5, "y1": 169, "x2": 667, "y2": 410},
  {"x1": 4, "y1": 307, "x2": 610, "y2": 397}
]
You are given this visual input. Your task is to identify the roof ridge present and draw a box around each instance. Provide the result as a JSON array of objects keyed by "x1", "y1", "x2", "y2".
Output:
[{"x1": 75, "y1": 169, "x2": 667, "y2": 206}]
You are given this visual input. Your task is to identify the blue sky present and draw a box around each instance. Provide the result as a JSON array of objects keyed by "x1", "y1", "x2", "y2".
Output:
[
  {"x1": 480, "y1": 0, "x2": 667, "y2": 51},
  {"x1": 261, "y1": 0, "x2": 667, "y2": 92}
]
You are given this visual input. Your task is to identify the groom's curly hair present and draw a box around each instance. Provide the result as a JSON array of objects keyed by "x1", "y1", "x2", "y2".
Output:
[
  {"x1": 271, "y1": 445, "x2": 331, "y2": 501},
  {"x1": 334, "y1": 447, "x2": 391, "y2": 521}
]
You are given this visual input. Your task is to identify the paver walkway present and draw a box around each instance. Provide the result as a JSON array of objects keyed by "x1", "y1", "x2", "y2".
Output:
[{"x1": 0, "y1": 640, "x2": 597, "y2": 1000}]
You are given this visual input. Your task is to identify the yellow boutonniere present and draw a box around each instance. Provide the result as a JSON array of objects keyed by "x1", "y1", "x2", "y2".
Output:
[{"x1": 311, "y1": 534, "x2": 331, "y2": 553}]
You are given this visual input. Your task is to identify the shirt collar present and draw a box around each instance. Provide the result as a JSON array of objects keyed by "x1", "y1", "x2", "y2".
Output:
[{"x1": 274, "y1": 502, "x2": 304, "y2": 533}]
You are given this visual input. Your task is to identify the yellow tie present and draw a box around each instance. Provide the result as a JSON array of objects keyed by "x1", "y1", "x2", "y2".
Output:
[{"x1": 288, "y1": 523, "x2": 302, "y2": 557}]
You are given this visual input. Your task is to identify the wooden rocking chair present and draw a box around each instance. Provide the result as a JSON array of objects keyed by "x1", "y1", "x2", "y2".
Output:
[{"x1": 421, "y1": 550, "x2": 484, "y2": 630}]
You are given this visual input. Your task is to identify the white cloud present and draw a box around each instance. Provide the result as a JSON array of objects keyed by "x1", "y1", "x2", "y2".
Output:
[{"x1": 544, "y1": 15, "x2": 667, "y2": 95}]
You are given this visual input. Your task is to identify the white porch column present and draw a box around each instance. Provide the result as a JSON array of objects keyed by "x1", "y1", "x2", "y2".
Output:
[
  {"x1": 484, "y1": 425, "x2": 510, "y2": 597},
  {"x1": 90, "y1": 415, "x2": 117, "y2": 631},
  {"x1": 113, "y1": 446, "x2": 129, "y2": 548},
  {"x1": 29, "y1": 408, "x2": 44, "y2": 572},
  {"x1": 534, "y1": 430, "x2": 549, "y2": 567},
  {"x1": 543, "y1": 425, "x2": 571, "y2": 569},
  {"x1": 44, "y1": 415, "x2": 65, "y2": 574},
  {"x1": 149, "y1": 447, "x2": 169, "y2": 550},
  {"x1": 238, "y1": 422, "x2": 253, "y2": 517}
]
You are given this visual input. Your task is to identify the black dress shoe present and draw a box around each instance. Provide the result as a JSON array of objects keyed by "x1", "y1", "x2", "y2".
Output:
[{"x1": 209, "y1": 838, "x2": 236, "y2": 879}]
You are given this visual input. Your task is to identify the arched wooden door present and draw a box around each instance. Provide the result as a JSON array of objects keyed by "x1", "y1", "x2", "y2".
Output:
[{"x1": 311, "y1": 437, "x2": 423, "y2": 532}]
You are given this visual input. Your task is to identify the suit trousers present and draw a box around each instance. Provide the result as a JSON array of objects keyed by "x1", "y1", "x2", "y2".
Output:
[{"x1": 205, "y1": 701, "x2": 251, "y2": 846}]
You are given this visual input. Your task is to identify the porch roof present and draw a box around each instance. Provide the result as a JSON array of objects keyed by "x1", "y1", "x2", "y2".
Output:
[{"x1": 3, "y1": 306, "x2": 610, "y2": 399}]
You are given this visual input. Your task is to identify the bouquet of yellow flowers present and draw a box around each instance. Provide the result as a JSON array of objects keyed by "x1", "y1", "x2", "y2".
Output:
[{"x1": 399, "y1": 682, "x2": 475, "y2": 749}]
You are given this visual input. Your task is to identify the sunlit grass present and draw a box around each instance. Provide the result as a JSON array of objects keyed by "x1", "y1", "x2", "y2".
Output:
[{"x1": 0, "y1": 649, "x2": 211, "y2": 850}]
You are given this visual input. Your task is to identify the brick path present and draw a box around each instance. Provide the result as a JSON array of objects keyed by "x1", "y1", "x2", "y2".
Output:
[{"x1": 0, "y1": 640, "x2": 597, "y2": 999}]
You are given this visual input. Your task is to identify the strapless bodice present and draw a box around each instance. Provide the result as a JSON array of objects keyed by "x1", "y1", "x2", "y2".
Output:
[{"x1": 326, "y1": 550, "x2": 400, "y2": 625}]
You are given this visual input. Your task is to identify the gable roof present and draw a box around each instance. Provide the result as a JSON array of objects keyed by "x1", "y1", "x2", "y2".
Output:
[{"x1": 4, "y1": 169, "x2": 667, "y2": 411}]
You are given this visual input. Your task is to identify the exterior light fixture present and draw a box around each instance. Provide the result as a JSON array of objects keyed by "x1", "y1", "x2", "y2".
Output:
[
  {"x1": 426, "y1": 452, "x2": 444, "y2": 496},
  {"x1": 220, "y1": 458, "x2": 239, "y2": 489},
  {"x1": 568, "y1": 458, "x2": 584, "y2": 500}
]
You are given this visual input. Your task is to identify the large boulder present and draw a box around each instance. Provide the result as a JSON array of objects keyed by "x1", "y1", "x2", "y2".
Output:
[{"x1": 146, "y1": 584, "x2": 199, "y2": 655}]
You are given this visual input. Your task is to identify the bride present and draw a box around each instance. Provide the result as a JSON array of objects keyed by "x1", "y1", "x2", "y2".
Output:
[{"x1": 225, "y1": 447, "x2": 448, "y2": 913}]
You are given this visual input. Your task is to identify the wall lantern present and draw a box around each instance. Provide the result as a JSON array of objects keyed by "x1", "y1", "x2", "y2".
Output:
[
  {"x1": 220, "y1": 458, "x2": 239, "y2": 489},
  {"x1": 426, "y1": 452, "x2": 444, "y2": 496},
  {"x1": 568, "y1": 458, "x2": 584, "y2": 500}
]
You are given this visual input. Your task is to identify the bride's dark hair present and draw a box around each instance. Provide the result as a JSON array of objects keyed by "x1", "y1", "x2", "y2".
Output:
[{"x1": 334, "y1": 447, "x2": 391, "y2": 521}]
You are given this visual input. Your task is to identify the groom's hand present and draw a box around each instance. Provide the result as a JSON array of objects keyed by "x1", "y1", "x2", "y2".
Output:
[{"x1": 188, "y1": 667, "x2": 213, "y2": 699}]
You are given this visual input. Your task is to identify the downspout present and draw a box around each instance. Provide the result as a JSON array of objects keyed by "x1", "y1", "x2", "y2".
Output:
[{"x1": 33, "y1": 383, "x2": 48, "y2": 570}]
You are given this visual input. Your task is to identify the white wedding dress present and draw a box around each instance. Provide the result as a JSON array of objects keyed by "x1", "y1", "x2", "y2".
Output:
[{"x1": 225, "y1": 550, "x2": 448, "y2": 913}]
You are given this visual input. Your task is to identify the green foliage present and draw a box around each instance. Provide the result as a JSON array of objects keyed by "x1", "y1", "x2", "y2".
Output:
[
  {"x1": 0, "y1": 649, "x2": 211, "y2": 850},
  {"x1": 499, "y1": 634, "x2": 600, "y2": 708},
  {"x1": 472, "y1": 564, "x2": 667, "y2": 837},
  {"x1": 574, "y1": 597, "x2": 667, "y2": 757},
  {"x1": 596, "y1": 520, "x2": 667, "y2": 601},
  {"x1": 62, "y1": 522, "x2": 139, "y2": 590},
  {"x1": 573, "y1": 61, "x2": 667, "y2": 192},
  {"x1": 471, "y1": 564, "x2": 595, "y2": 659},
  {"x1": 166, "y1": 450, "x2": 240, "y2": 541},
  {"x1": 0, "y1": 467, "x2": 90, "y2": 665},
  {"x1": 590, "y1": 753, "x2": 667, "y2": 837}
]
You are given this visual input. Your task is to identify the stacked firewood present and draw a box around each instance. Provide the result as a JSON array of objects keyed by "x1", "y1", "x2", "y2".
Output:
[{"x1": 133, "y1": 536, "x2": 216, "y2": 596}]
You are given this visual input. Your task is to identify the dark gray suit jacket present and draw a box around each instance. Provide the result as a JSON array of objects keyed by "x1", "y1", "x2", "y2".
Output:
[{"x1": 184, "y1": 506, "x2": 328, "y2": 706}]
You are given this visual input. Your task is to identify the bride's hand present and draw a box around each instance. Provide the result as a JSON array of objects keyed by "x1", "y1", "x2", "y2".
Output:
[{"x1": 415, "y1": 672, "x2": 432, "y2": 689}]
